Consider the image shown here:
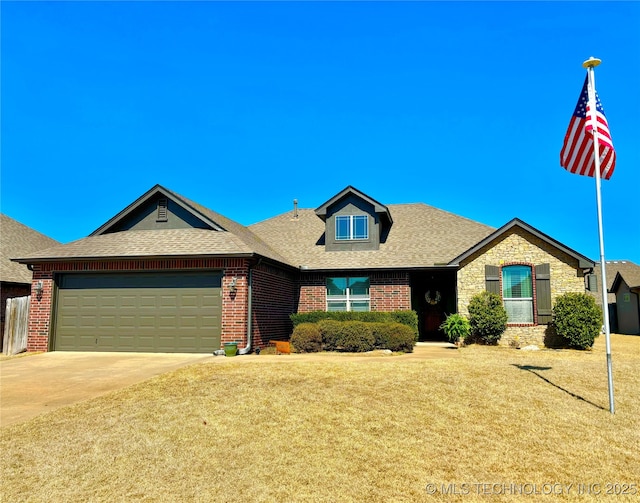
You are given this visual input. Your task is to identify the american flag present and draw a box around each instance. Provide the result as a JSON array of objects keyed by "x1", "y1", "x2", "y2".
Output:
[{"x1": 560, "y1": 76, "x2": 616, "y2": 180}]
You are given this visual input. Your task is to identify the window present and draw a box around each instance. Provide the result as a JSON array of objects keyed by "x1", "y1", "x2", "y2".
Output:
[
  {"x1": 326, "y1": 277, "x2": 370, "y2": 311},
  {"x1": 502, "y1": 265, "x2": 533, "y2": 323},
  {"x1": 335, "y1": 215, "x2": 368, "y2": 241}
]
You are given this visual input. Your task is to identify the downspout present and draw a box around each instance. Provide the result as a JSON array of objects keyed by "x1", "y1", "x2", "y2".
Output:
[{"x1": 238, "y1": 258, "x2": 262, "y2": 355}]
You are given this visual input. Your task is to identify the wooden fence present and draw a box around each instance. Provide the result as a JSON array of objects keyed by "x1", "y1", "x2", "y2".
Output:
[{"x1": 3, "y1": 296, "x2": 30, "y2": 355}]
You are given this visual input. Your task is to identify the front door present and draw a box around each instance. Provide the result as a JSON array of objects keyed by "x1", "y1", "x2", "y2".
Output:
[{"x1": 410, "y1": 270, "x2": 457, "y2": 341}]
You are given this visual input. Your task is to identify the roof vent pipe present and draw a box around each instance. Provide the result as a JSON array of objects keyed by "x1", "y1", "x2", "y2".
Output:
[{"x1": 293, "y1": 199, "x2": 298, "y2": 219}]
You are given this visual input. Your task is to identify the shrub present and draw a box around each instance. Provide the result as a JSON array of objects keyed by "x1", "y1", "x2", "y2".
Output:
[
  {"x1": 384, "y1": 323, "x2": 415, "y2": 353},
  {"x1": 290, "y1": 323, "x2": 322, "y2": 353},
  {"x1": 317, "y1": 319, "x2": 343, "y2": 351},
  {"x1": 338, "y1": 321, "x2": 375, "y2": 352},
  {"x1": 468, "y1": 291, "x2": 507, "y2": 345},
  {"x1": 307, "y1": 320, "x2": 415, "y2": 353},
  {"x1": 291, "y1": 310, "x2": 418, "y2": 338},
  {"x1": 552, "y1": 292, "x2": 602, "y2": 349},
  {"x1": 388, "y1": 310, "x2": 419, "y2": 339},
  {"x1": 439, "y1": 313, "x2": 471, "y2": 344},
  {"x1": 369, "y1": 322, "x2": 390, "y2": 348}
]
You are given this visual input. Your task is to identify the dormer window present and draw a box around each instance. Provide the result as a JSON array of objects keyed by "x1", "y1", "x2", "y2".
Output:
[
  {"x1": 336, "y1": 215, "x2": 368, "y2": 241},
  {"x1": 314, "y1": 186, "x2": 392, "y2": 252}
]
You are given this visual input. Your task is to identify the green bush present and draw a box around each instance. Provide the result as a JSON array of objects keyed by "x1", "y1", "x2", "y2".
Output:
[
  {"x1": 552, "y1": 293, "x2": 602, "y2": 349},
  {"x1": 317, "y1": 319, "x2": 414, "y2": 353},
  {"x1": 439, "y1": 313, "x2": 471, "y2": 343},
  {"x1": 290, "y1": 323, "x2": 322, "y2": 353},
  {"x1": 468, "y1": 291, "x2": 507, "y2": 345},
  {"x1": 384, "y1": 323, "x2": 415, "y2": 353},
  {"x1": 388, "y1": 311, "x2": 419, "y2": 339},
  {"x1": 291, "y1": 310, "x2": 418, "y2": 338},
  {"x1": 338, "y1": 321, "x2": 375, "y2": 352},
  {"x1": 369, "y1": 322, "x2": 390, "y2": 348},
  {"x1": 317, "y1": 319, "x2": 343, "y2": 351}
]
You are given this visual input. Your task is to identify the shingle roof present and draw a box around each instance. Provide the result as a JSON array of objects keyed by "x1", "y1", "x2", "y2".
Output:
[
  {"x1": 610, "y1": 261, "x2": 640, "y2": 291},
  {"x1": 249, "y1": 203, "x2": 495, "y2": 270},
  {"x1": 589, "y1": 260, "x2": 640, "y2": 305},
  {"x1": 1, "y1": 214, "x2": 59, "y2": 283},
  {"x1": 11, "y1": 228, "x2": 258, "y2": 262},
  {"x1": 11, "y1": 185, "x2": 590, "y2": 274},
  {"x1": 12, "y1": 186, "x2": 291, "y2": 266},
  {"x1": 162, "y1": 187, "x2": 290, "y2": 265}
]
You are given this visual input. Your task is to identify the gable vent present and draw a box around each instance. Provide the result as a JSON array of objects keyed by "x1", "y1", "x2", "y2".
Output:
[{"x1": 157, "y1": 198, "x2": 168, "y2": 222}]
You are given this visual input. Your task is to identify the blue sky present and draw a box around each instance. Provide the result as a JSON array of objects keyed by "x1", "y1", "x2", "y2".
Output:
[{"x1": 2, "y1": 1, "x2": 639, "y2": 264}]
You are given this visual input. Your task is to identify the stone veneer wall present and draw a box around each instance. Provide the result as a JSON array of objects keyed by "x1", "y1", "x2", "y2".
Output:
[{"x1": 457, "y1": 227, "x2": 587, "y2": 347}]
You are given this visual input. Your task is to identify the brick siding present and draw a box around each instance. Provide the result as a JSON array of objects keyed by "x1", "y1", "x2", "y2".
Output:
[
  {"x1": 251, "y1": 263, "x2": 296, "y2": 346},
  {"x1": 222, "y1": 261, "x2": 249, "y2": 346},
  {"x1": 297, "y1": 274, "x2": 327, "y2": 313},
  {"x1": 371, "y1": 272, "x2": 411, "y2": 311},
  {"x1": 297, "y1": 271, "x2": 411, "y2": 312}
]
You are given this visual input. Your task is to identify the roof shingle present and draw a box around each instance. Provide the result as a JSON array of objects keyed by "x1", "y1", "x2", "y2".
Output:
[
  {"x1": 1, "y1": 214, "x2": 59, "y2": 283},
  {"x1": 250, "y1": 204, "x2": 495, "y2": 270}
]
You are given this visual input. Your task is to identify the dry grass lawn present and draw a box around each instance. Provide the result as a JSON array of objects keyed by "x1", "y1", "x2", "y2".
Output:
[{"x1": 1, "y1": 335, "x2": 639, "y2": 502}]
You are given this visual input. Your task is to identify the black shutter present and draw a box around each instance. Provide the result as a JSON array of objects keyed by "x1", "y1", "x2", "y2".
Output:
[
  {"x1": 485, "y1": 265, "x2": 500, "y2": 295},
  {"x1": 535, "y1": 263, "x2": 552, "y2": 324}
]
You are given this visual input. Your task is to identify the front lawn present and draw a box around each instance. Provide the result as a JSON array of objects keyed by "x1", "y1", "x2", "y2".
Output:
[{"x1": 1, "y1": 335, "x2": 639, "y2": 502}]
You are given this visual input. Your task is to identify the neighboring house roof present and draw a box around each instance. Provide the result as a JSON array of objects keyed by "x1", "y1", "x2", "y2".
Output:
[
  {"x1": 12, "y1": 185, "x2": 291, "y2": 267},
  {"x1": 250, "y1": 203, "x2": 495, "y2": 270},
  {"x1": 448, "y1": 218, "x2": 595, "y2": 269},
  {"x1": 610, "y1": 262, "x2": 640, "y2": 293},
  {"x1": 1, "y1": 214, "x2": 59, "y2": 283},
  {"x1": 589, "y1": 260, "x2": 639, "y2": 305}
]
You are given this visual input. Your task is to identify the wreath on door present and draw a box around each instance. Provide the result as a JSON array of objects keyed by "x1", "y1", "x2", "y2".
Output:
[{"x1": 425, "y1": 290, "x2": 441, "y2": 305}]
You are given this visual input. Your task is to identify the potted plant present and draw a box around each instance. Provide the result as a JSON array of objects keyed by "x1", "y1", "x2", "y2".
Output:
[{"x1": 440, "y1": 313, "x2": 471, "y2": 347}]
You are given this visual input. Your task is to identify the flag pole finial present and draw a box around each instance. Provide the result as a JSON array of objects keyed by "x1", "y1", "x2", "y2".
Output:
[{"x1": 582, "y1": 56, "x2": 602, "y2": 69}]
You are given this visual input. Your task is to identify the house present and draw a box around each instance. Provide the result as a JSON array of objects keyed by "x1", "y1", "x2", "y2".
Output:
[
  {"x1": 12, "y1": 185, "x2": 595, "y2": 353},
  {"x1": 1, "y1": 214, "x2": 59, "y2": 346},
  {"x1": 609, "y1": 262, "x2": 640, "y2": 335},
  {"x1": 587, "y1": 260, "x2": 640, "y2": 334}
]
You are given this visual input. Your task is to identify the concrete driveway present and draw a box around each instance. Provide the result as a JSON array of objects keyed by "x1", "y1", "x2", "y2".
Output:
[{"x1": 0, "y1": 352, "x2": 213, "y2": 427}]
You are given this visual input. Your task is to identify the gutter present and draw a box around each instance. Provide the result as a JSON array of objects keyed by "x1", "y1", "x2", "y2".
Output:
[{"x1": 238, "y1": 258, "x2": 262, "y2": 355}]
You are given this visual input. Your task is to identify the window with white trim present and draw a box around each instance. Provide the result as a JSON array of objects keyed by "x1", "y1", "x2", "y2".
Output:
[
  {"x1": 502, "y1": 265, "x2": 533, "y2": 323},
  {"x1": 335, "y1": 215, "x2": 368, "y2": 241},
  {"x1": 326, "y1": 277, "x2": 370, "y2": 311}
]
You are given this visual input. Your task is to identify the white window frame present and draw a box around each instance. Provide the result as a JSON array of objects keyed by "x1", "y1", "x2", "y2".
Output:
[
  {"x1": 335, "y1": 215, "x2": 369, "y2": 241},
  {"x1": 326, "y1": 277, "x2": 370, "y2": 312}
]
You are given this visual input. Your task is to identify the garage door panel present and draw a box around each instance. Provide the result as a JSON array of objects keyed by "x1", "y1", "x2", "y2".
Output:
[
  {"x1": 120, "y1": 295, "x2": 137, "y2": 308},
  {"x1": 54, "y1": 272, "x2": 222, "y2": 353},
  {"x1": 160, "y1": 296, "x2": 177, "y2": 308},
  {"x1": 99, "y1": 318, "x2": 116, "y2": 332}
]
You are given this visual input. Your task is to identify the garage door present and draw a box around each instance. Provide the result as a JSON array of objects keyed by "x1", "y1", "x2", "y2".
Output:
[{"x1": 54, "y1": 272, "x2": 222, "y2": 353}]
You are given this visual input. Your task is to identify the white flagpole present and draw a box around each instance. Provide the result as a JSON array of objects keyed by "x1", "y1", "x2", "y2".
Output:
[{"x1": 582, "y1": 56, "x2": 614, "y2": 414}]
